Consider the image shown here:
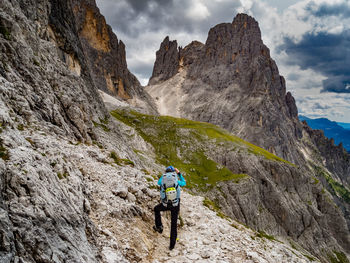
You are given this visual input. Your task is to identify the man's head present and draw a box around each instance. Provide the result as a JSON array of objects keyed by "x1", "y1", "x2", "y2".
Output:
[{"x1": 166, "y1": 166, "x2": 175, "y2": 172}]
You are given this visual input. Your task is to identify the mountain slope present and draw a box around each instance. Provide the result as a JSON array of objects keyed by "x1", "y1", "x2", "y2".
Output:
[
  {"x1": 146, "y1": 14, "x2": 350, "y2": 194},
  {"x1": 299, "y1": 115, "x2": 350, "y2": 151},
  {"x1": 111, "y1": 109, "x2": 350, "y2": 262},
  {"x1": 62, "y1": 0, "x2": 156, "y2": 113}
]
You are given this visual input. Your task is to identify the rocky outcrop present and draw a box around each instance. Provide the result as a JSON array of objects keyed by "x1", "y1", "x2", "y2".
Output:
[
  {"x1": 1, "y1": 0, "x2": 108, "y2": 142},
  {"x1": 0, "y1": 0, "x2": 109, "y2": 261},
  {"x1": 70, "y1": 0, "x2": 157, "y2": 113},
  {"x1": 148, "y1": 14, "x2": 304, "y2": 164},
  {"x1": 301, "y1": 121, "x2": 350, "y2": 232},
  {"x1": 211, "y1": 151, "x2": 350, "y2": 262},
  {"x1": 149, "y1": 36, "x2": 180, "y2": 85},
  {"x1": 303, "y1": 123, "x2": 350, "y2": 186}
]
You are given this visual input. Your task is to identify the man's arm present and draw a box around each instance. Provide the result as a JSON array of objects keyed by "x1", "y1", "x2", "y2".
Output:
[
  {"x1": 175, "y1": 168, "x2": 186, "y2": 187},
  {"x1": 157, "y1": 175, "x2": 163, "y2": 186}
]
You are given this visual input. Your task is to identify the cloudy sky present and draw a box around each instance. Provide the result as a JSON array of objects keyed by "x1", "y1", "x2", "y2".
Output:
[{"x1": 96, "y1": 0, "x2": 350, "y2": 123}]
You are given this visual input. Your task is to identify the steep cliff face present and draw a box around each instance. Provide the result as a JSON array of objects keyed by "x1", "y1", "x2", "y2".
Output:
[
  {"x1": 70, "y1": 0, "x2": 157, "y2": 113},
  {"x1": 1, "y1": 0, "x2": 108, "y2": 142},
  {"x1": 147, "y1": 14, "x2": 304, "y2": 164},
  {"x1": 0, "y1": 0, "x2": 108, "y2": 261},
  {"x1": 149, "y1": 36, "x2": 179, "y2": 85}
]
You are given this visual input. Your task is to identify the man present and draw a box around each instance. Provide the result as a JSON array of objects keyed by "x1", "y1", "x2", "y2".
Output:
[{"x1": 153, "y1": 166, "x2": 186, "y2": 250}]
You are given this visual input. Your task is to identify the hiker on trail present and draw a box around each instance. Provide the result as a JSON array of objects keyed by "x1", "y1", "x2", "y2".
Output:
[{"x1": 153, "y1": 166, "x2": 186, "y2": 250}]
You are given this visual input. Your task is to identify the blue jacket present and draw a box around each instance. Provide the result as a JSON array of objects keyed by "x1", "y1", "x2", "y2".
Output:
[{"x1": 158, "y1": 172, "x2": 186, "y2": 204}]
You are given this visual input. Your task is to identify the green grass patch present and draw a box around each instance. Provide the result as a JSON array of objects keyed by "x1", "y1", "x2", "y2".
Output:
[
  {"x1": 312, "y1": 176, "x2": 319, "y2": 185},
  {"x1": 302, "y1": 254, "x2": 316, "y2": 261},
  {"x1": 110, "y1": 151, "x2": 134, "y2": 167},
  {"x1": 69, "y1": 140, "x2": 81, "y2": 146},
  {"x1": 315, "y1": 166, "x2": 350, "y2": 204},
  {"x1": 93, "y1": 120, "x2": 110, "y2": 132},
  {"x1": 111, "y1": 109, "x2": 290, "y2": 191},
  {"x1": 17, "y1": 124, "x2": 25, "y2": 131},
  {"x1": 141, "y1": 168, "x2": 151, "y2": 175},
  {"x1": 178, "y1": 215, "x2": 184, "y2": 227},
  {"x1": 57, "y1": 172, "x2": 69, "y2": 179},
  {"x1": 92, "y1": 140, "x2": 104, "y2": 149},
  {"x1": 231, "y1": 223, "x2": 239, "y2": 229},
  {"x1": 148, "y1": 184, "x2": 158, "y2": 190},
  {"x1": 328, "y1": 251, "x2": 350, "y2": 263},
  {"x1": 33, "y1": 59, "x2": 40, "y2": 67},
  {"x1": 25, "y1": 137, "x2": 35, "y2": 146},
  {"x1": 256, "y1": 230, "x2": 277, "y2": 241},
  {"x1": 100, "y1": 116, "x2": 109, "y2": 125},
  {"x1": 290, "y1": 240, "x2": 299, "y2": 251}
]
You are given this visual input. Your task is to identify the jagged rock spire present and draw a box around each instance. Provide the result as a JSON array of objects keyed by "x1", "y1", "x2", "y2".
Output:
[{"x1": 149, "y1": 36, "x2": 179, "y2": 85}]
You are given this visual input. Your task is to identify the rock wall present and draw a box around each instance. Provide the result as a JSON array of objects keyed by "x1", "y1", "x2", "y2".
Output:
[
  {"x1": 209, "y1": 151, "x2": 350, "y2": 262},
  {"x1": 71, "y1": 0, "x2": 157, "y2": 114},
  {"x1": 0, "y1": 0, "x2": 109, "y2": 261},
  {"x1": 149, "y1": 36, "x2": 179, "y2": 85}
]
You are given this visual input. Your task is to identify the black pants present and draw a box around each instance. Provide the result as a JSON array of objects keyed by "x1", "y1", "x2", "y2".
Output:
[{"x1": 154, "y1": 201, "x2": 180, "y2": 247}]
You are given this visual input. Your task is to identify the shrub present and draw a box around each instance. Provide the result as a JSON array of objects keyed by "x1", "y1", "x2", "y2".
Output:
[
  {"x1": 0, "y1": 24, "x2": 11, "y2": 40},
  {"x1": 0, "y1": 139, "x2": 9, "y2": 161}
]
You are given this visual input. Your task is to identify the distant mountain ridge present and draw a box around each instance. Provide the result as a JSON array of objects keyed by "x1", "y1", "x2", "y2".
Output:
[
  {"x1": 338, "y1": 122, "x2": 350, "y2": 130},
  {"x1": 299, "y1": 115, "x2": 350, "y2": 151}
]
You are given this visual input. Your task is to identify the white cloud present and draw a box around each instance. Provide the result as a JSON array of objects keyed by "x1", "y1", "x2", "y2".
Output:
[
  {"x1": 295, "y1": 91, "x2": 350, "y2": 122},
  {"x1": 186, "y1": 0, "x2": 210, "y2": 20}
]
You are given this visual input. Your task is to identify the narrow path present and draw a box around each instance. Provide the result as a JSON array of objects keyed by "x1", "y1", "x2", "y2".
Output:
[{"x1": 148, "y1": 191, "x2": 315, "y2": 263}]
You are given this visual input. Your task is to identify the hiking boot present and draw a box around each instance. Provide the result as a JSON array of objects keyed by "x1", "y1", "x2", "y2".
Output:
[
  {"x1": 169, "y1": 244, "x2": 175, "y2": 250},
  {"x1": 153, "y1": 225, "x2": 163, "y2": 233}
]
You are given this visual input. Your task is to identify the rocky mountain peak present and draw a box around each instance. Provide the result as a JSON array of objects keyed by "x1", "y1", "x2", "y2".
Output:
[
  {"x1": 149, "y1": 36, "x2": 179, "y2": 85},
  {"x1": 148, "y1": 13, "x2": 302, "y2": 163},
  {"x1": 204, "y1": 13, "x2": 264, "y2": 65},
  {"x1": 232, "y1": 13, "x2": 261, "y2": 36}
]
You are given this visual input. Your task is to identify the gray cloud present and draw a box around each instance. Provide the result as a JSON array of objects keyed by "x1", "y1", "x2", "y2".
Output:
[
  {"x1": 306, "y1": 1, "x2": 350, "y2": 18},
  {"x1": 96, "y1": 0, "x2": 241, "y2": 84},
  {"x1": 97, "y1": 0, "x2": 241, "y2": 37},
  {"x1": 287, "y1": 73, "x2": 300, "y2": 81},
  {"x1": 313, "y1": 102, "x2": 331, "y2": 110},
  {"x1": 280, "y1": 30, "x2": 350, "y2": 93}
]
